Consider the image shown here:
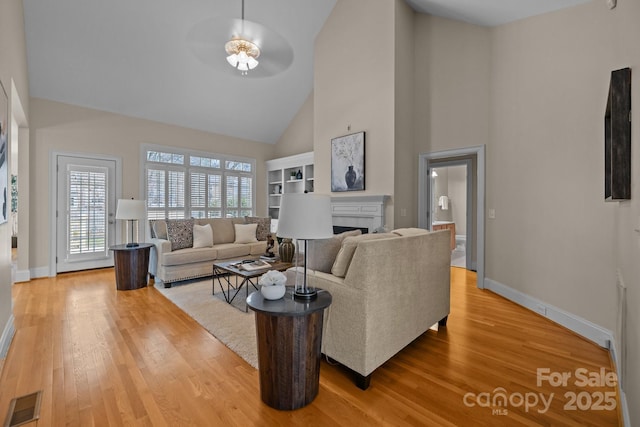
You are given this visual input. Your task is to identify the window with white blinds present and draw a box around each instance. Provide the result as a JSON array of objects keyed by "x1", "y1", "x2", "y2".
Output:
[
  {"x1": 144, "y1": 145, "x2": 254, "y2": 220},
  {"x1": 68, "y1": 167, "x2": 107, "y2": 254}
]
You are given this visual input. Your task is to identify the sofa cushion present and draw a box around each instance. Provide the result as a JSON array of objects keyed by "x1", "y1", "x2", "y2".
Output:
[
  {"x1": 331, "y1": 233, "x2": 397, "y2": 278},
  {"x1": 195, "y1": 218, "x2": 239, "y2": 244},
  {"x1": 249, "y1": 241, "x2": 269, "y2": 256},
  {"x1": 306, "y1": 230, "x2": 362, "y2": 273},
  {"x1": 162, "y1": 246, "x2": 218, "y2": 266},
  {"x1": 193, "y1": 223, "x2": 213, "y2": 248},
  {"x1": 234, "y1": 223, "x2": 258, "y2": 244},
  {"x1": 166, "y1": 219, "x2": 194, "y2": 251},
  {"x1": 150, "y1": 220, "x2": 168, "y2": 239},
  {"x1": 244, "y1": 216, "x2": 271, "y2": 241},
  {"x1": 215, "y1": 243, "x2": 253, "y2": 259},
  {"x1": 392, "y1": 228, "x2": 429, "y2": 236}
]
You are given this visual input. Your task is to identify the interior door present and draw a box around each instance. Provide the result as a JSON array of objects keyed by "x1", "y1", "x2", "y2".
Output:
[{"x1": 56, "y1": 155, "x2": 117, "y2": 272}]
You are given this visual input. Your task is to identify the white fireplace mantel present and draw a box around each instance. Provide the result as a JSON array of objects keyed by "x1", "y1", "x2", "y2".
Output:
[{"x1": 331, "y1": 195, "x2": 390, "y2": 233}]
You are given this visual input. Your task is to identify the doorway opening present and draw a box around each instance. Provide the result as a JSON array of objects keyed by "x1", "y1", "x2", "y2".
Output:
[
  {"x1": 430, "y1": 162, "x2": 471, "y2": 269},
  {"x1": 419, "y1": 146, "x2": 485, "y2": 289}
]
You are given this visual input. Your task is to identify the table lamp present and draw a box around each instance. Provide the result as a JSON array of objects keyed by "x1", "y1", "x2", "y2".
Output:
[
  {"x1": 277, "y1": 193, "x2": 333, "y2": 300},
  {"x1": 115, "y1": 199, "x2": 146, "y2": 247}
]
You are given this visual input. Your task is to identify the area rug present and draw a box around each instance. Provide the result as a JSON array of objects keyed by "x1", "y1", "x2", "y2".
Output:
[{"x1": 155, "y1": 277, "x2": 258, "y2": 368}]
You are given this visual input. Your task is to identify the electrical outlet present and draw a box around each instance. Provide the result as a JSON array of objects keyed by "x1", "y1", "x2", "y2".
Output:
[
  {"x1": 488, "y1": 209, "x2": 495, "y2": 219},
  {"x1": 400, "y1": 208, "x2": 407, "y2": 217}
]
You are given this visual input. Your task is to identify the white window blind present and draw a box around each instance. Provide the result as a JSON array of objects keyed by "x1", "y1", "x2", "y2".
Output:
[
  {"x1": 144, "y1": 145, "x2": 254, "y2": 220},
  {"x1": 68, "y1": 168, "x2": 107, "y2": 255}
]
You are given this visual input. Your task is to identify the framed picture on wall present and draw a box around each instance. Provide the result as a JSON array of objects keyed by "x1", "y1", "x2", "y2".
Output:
[
  {"x1": 0, "y1": 80, "x2": 8, "y2": 224},
  {"x1": 331, "y1": 131, "x2": 365, "y2": 192}
]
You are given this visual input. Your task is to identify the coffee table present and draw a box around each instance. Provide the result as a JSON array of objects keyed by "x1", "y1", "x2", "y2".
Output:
[{"x1": 212, "y1": 258, "x2": 293, "y2": 312}]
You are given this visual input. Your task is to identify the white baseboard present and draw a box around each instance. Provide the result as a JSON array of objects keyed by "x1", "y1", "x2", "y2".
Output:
[
  {"x1": 15, "y1": 269, "x2": 31, "y2": 283},
  {"x1": 609, "y1": 340, "x2": 631, "y2": 427},
  {"x1": 0, "y1": 315, "x2": 15, "y2": 358},
  {"x1": 485, "y1": 278, "x2": 629, "y2": 426},
  {"x1": 30, "y1": 266, "x2": 51, "y2": 279},
  {"x1": 484, "y1": 278, "x2": 612, "y2": 347}
]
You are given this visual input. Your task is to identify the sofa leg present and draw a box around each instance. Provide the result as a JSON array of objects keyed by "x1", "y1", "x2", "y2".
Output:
[
  {"x1": 438, "y1": 315, "x2": 448, "y2": 327},
  {"x1": 164, "y1": 282, "x2": 172, "y2": 289},
  {"x1": 355, "y1": 373, "x2": 372, "y2": 390}
]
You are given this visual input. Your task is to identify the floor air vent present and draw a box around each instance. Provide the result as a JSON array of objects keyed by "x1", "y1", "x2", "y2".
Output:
[{"x1": 4, "y1": 391, "x2": 42, "y2": 427}]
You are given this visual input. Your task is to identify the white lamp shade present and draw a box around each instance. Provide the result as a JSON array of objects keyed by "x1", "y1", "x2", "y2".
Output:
[
  {"x1": 277, "y1": 193, "x2": 333, "y2": 239},
  {"x1": 115, "y1": 199, "x2": 146, "y2": 220}
]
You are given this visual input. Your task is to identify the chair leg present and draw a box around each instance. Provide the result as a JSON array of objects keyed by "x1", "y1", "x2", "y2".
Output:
[
  {"x1": 355, "y1": 373, "x2": 372, "y2": 390},
  {"x1": 438, "y1": 315, "x2": 448, "y2": 327}
]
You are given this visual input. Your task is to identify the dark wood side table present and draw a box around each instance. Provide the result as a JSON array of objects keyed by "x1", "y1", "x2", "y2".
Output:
[
  {"x1": 246, "y1": 287, "x2": 332, "y2": 410},
  {"x1": 110, "y1": 243, "x2": 152, "y2": 291}
]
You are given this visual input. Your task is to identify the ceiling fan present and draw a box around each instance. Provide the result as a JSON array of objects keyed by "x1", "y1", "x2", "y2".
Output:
[{"x1": 186, "y1": 0, "x2": 294, "y2": 78}]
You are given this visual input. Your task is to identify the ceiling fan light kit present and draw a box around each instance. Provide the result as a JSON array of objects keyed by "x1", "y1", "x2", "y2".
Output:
[
  {"x1": 225, "y1": 37, "x2": 260, "y2": 74},
  {"x1": 226, "y1": 0, "x2": 261, "y2": 75}
]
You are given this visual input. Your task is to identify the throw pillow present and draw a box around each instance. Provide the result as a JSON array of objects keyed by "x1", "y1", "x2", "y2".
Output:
[
  {"x1": 150, "y1": 220, "x2": 168, "y2": 239},
  {"x1": 306, "y1": 229, "x2": 362, "y2": 273},
  {"x1": 192, "y1": 223, "x2": 213, "y2": 248},
  {"x1": 331, "y1": 233, "x2": 396, "y2": 278},
  {"x1": 234, "y1": 223, "x2": 258, "y2": 244},
  {"x1": 166, "y1": 219, "x2": 194, "y2": 251},
  {"x1": 244, "y1": 216, "x2": 271, "y2": 241},
  {"x1": 392, "y1": 227, "x2": 429, "y2": 236}
]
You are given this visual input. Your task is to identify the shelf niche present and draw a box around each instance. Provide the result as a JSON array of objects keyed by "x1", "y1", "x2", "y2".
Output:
[{"x1": 605, "y1": 67, "x2": 631, "y2": 201}]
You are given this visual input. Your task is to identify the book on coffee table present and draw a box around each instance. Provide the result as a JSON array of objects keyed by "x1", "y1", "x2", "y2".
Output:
[{"x1": 240, "y1": 260, "x2": 271, "y2": 271}]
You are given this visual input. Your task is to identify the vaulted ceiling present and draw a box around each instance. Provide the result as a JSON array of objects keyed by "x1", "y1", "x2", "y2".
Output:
[{"x1": 23, "y1": 0, "x2": 591, "y2": 144}]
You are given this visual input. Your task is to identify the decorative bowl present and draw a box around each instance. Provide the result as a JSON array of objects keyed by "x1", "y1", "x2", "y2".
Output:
[{"x1": 261, "y1": 284, "x2": 286, "y2": 300}]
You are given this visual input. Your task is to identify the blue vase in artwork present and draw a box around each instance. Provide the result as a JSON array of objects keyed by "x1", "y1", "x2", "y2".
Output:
[{"x1": 345, "y1": 165, "x2": 357, "y2": 189}]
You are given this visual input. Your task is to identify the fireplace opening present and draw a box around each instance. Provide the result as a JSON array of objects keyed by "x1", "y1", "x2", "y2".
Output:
[{"x1": 333, "y1": 226, "x2": 369, "y2": 235}]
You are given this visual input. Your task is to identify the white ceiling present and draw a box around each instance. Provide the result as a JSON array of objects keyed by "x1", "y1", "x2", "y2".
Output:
[{"x1": 23, "y1": 0, "x2": 592, "y2": 144}]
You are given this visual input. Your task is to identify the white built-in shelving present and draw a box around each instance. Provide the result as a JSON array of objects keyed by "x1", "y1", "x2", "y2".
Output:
[{"x1": 265, "y1": 152, "x2": 314, "y2": 220}]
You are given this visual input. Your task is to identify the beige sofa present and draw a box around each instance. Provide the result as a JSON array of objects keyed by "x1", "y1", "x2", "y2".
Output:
[
  {"x1": 286, "y1": 228, "x2": 451, "y2": 389},
  {"x1": 148, "y1": 217, "x2": 273, "y2": 287}
]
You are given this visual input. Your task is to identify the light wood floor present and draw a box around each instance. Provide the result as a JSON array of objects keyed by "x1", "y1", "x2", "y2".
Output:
[{"x1": 0, "y1": 268, "x2": 620, "y2": 426}]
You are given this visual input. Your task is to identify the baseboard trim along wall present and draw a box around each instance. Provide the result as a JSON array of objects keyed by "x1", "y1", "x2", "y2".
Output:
[
  {"x1": 609, "y1": 340, "x2": 631, "y2": 427},
  {"x1": 15, "y1": 270, "x2": 31, "y2": 283},
  {"x1": 30, "y1": 266, "x2": 50, "y2": 279},
  {"x1": 485, "y1": 278, "x2": 629, "y2": 427},
  {"x1": 484, "y1": 278, "x2": 612, "y2": 347},
  {"x1": 0, "y1": 315, "x2": 15, "y2": 359}
]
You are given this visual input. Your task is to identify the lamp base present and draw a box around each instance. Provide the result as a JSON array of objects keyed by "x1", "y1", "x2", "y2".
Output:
[
  {"x1": 294, "y1": 288, "x2": 317, "y2": 301},
  {"x1": 126, "y1": 242, "x2": 139, "y2": 248}
]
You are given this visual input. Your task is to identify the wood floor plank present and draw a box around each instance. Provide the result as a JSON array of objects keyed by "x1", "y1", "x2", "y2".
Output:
[{"x1": 0, "y1": 267, "x2": 620, "y2": 426}]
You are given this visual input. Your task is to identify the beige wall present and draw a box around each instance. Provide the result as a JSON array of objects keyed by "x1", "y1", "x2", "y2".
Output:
[
  {"x1": 274, "y1": 91, "x2": 314, "y2": 158},
  {"x1": 489, "y1": 1, "x2": 639, "y2": 420},
  {"x1": 0, "y1": 0, "x2": 30, "y2": 356},
  {"x1": 30, "y1": 98, "x2": 276, "y2": 273},
  {"x1": 488, "y1": 1, "x2": 624, "y2": 330},
  {"x1": 413, "y1": 15, "x2": 491, "y2": 154},
  {"x1": 314, "y1": 0, "x2": 396, "y2": 229},
  {"x1": 393, "y1": 0, "x2": 416, "y2": 229}
]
